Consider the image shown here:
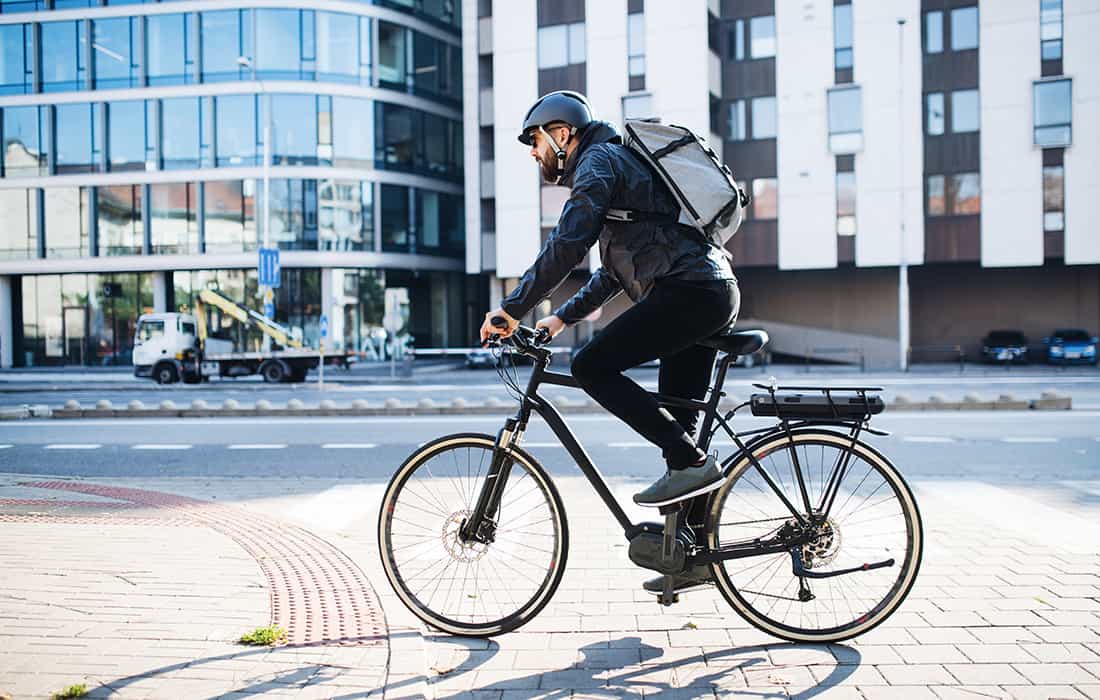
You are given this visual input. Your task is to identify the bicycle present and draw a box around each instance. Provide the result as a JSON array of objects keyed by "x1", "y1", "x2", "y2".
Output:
[{"x1": 377, "y1": 322, "x2": 923, "y2": 642}]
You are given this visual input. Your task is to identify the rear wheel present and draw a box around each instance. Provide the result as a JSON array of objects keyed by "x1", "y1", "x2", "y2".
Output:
[
  {"x1": 378, "y1": 434, "x2": 568, "y2": 636},
  {"x1": 260, "y1": 360, "x2": 287, "y2": 383},
  {"x1": 706, "y1": 429, "x2": 922, "y2": 643}
]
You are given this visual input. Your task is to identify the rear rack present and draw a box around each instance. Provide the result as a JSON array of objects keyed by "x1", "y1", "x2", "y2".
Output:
[{"x1": 749, "y1": 383, "x2": 884, "y2": 422}]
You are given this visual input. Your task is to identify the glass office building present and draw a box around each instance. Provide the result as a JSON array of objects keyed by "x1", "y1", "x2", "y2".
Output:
[{"x1": 0, "y1": 0, "x2": 472, "y2": 367}]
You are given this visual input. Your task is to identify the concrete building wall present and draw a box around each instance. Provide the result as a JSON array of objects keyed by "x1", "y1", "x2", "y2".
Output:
[
  {"x1": 775, "y1": 0, "x2": 836, "y2": 270},
  {"x1": 853, "y1": 0, "x2": 925, "y2": 268},
  {"x1": 462, "y1": 0, "x2": 483, "y2": 274},
  {"x1": 585, "y1": 0, "x2": 628, "y2": 126},
  {"x1": 491, "y1": 0, "x2": 540, "y2": 279},
  {"x1": 1063, "y1": 0, "x2": 1100, "y2": 265},
  {"x1": 980, "y1": 0, "x2": 1044, "y2": 267},
  {"x1": 646, "y1": 2, "x2": 710, "y2": 137}
]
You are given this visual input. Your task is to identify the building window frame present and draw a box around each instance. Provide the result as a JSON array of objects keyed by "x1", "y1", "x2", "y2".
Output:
[{"x1": 1033, "y1": 77, "x2": 1072, "y2": 147}]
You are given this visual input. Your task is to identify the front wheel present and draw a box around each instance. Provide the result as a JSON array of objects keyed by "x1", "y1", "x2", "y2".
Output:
[
  {"x1": 378, "y1": 434, "x2": 568, "y2": 636},
  {"x1": 706, "y1": 429, "x2": 923, "y2": 643}
]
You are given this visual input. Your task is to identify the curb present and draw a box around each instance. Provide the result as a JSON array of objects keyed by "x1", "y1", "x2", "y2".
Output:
[{"x1": 10, "y1": 390, "x2": 1074, "y2": 420}]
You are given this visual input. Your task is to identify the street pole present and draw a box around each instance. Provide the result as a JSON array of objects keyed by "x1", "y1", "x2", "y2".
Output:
[{"x1": 897, "y1": 17, "x2": 910, "y2": 371}]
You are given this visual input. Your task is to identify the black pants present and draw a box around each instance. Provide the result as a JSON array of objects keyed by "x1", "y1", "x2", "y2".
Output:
[{"x1": 570, "y1": 277, "x2": 741, "y2": 471}]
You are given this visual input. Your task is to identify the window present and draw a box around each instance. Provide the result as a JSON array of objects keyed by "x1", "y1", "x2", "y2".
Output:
[
  {"x1": 377, "y1": 102, "x2": 418, "y2": 171},
  {"x1": 837, "y1": 170, "x2": 856, "y2": 236},
  {"x1": 751, "y1": 96, "x2": 776, "y2": 139},
  {"x1": 924, "y1": 11, "x2": 943, "y2": 54},
  {"x1": 834, "y1": 4, "x2": 853, "y2": 70},
  {"x1": 255, "y1": 9, "x2": 303, "y2": 80},
  {"x1": 146, "y1": 14, "x2": 194, "y2": 86},
  {"x1": 270, "y1": 94, "x2": 318, "y2": 165},
  {"x1": 262, "y1": 179, "x2": 318, "y2": 251},
  {"x1": 319, "y1": 180, "x2": 371, "y2": 251},
  {"x1": 1041, "y1": 0, "x2": 1062, "y2": 61},
  {"x1": 926, "y1": 92, "x2": 945, "y2": 135},
  {"x1": 728, "y1": 100, "x2": 746, "y2": 141},
  {"x1": 622, "y1": 93, "x2": 653, "y2": 120},
  {"x1": 380, "y1": 183, "x2": 411, "y2": 251},
  {"x1": 827, "y1": 86, "x2": 862, "y2": 152},
  {"x1": 0, "y1": 23, "x2": 32, "y2": 95},
  {"x1": 0, "y1": 188, "x2": 38, "y2": 260},
  {"x1": 333, "y1": 96, "x2": 373, "y2": 167},
  {"x1": 951, "y1": 89, "x2": 980, "y2": 133},
  {"x1": 730, "y1": 19, "x2": 745, "y2": 61},
  {"x1": 1043, "y1": 164, "x2": 1064, "y2": 231},
  {"x1": 378, "y1": 21, "x2": 407, "y2": 86},
  {"x1": 950, "y1": 7, "x2": 978, "y2": 51},
  {"x1": 93, "y1": 17, "x2": 138, "y2": 89},
  {"x1": 2, "y1": 105, "x2": 46, "y2": 177},
  {"x1": 138, "y1": 320, "x2": 165, "y2": 343},
  {"x1": 41, "y1": 21, "x2": 86, "y2": 92},
  {"x1": 316, "y1": 12, "x2": 360, "y2": 82},
  {"x1": 97, "y1": 185, "x2": 143, "y2": 256},
  {"x1": 55, "y1": 103, "x2": 95, "y2": 174},
  {"x1": 44, "y1": 187, "x2": 90, "y2": 258},
  {"x1": 538, "y1": 22, "x2": 585, "y2": 69},
  {"x1": 627, "y1": 12, "x2": 645, "y2": 79},
  {"x1": 751, "y1": 178, "x2": 777, "y2": 219},
  {"x1": 1034, "y1": 79, "x2": 1071, "y2": 146},
  {"x1": 950, "y1": 173, "x2": 980, "y2": 214},
  {"x1": 413, "y1": 33, "x2": 461, "y2": 101},
  {"x1": 214, "y1": 95, "x2": 256, "y2": 166},
  {"x1": 203, "y1": 179, "x2": 257, "y2": 253},
  {"x1": 749, "y1": 15, "x2": 776, "y2": 59},
  {"x1": 150, "y1": 183, "x2": 199, "y2": 254},
  {"x1": 161, "y1": 97, "x2": 200, "y2": 169},
  {"x1": 928, "y1": 173, "x2": 980, "y2": 215},
  {"x1": 108, "y1": 101, "x2": 146, "y2": 172},
  {"x1": 201, "y1": 10, "x2": 249, "y2": 82}
]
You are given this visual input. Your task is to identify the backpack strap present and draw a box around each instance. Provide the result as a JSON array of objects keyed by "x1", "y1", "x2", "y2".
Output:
[{"x1": 605, "y1": 208, "x2": 677, "y2": 223}]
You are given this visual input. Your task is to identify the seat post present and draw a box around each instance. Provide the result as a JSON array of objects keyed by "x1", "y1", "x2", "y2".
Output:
[{"x1": 696, "y1": 352, "x2": 734, "y2": 454}]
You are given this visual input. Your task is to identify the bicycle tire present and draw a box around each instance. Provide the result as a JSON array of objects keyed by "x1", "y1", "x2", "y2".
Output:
[
  {"x1": 378, "y1": 433, "x2": 569, "y2": 636},
  {"x1": 706, "y1": 428, "x2": 923, "y2": 643}
]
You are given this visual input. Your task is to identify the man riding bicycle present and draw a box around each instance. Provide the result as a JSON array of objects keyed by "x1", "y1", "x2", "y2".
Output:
[{"x1": 478, "y1": 91, "x2": 741, "y2": 590}]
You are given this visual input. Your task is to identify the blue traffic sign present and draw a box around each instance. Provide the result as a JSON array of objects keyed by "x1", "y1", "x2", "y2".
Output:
[
  {"x1": 263, "y1": 302, "x2": 275, "y2": 319},
  {"x1": 320, "y1": 314, "x2": 328, "y2": 338},
  {"x1": 258, "y1": 247, "x2": 281, "y2": 288}
]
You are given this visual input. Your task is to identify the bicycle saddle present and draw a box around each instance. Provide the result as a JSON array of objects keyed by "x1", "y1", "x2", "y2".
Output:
[{"x1": 699, "y1": 329, "x2": 769, "y2": 356}]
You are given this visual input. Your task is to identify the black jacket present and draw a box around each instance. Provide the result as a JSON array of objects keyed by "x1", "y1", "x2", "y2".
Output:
[{"x1": 500, "y1": 120, "x2": 735, "y2": 325}]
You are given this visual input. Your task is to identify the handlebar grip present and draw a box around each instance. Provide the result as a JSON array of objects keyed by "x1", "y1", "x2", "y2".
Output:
[{"x1": 490, "y1": 316, "x2": 509, "y2": 329}]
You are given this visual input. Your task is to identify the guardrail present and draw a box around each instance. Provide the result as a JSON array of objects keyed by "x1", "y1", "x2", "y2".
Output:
[
  {"x1": 907, "y1": 344, "x2": 966, "y2": 373},
  {"x1": 803, "y1": 346, "x2": 865, "y2": 373}
]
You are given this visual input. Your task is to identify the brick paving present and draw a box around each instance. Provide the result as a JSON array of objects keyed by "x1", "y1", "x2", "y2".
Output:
[{"x1": 1, "y1": 472, "x2": 1099, "y2": 699}]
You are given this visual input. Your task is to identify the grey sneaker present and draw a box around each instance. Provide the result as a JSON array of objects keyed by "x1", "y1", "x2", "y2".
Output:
[
  {"x1": 633, "y1": 455, "x2": 725, "y2": 507},
  {"x1": 643, "y1": 563, "x2": 714, "y2": 595}
]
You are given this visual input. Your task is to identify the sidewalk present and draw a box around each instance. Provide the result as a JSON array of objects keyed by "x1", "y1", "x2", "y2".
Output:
[{"x1": 2, "y1": 473, "x2": 1099, "y2": 699}]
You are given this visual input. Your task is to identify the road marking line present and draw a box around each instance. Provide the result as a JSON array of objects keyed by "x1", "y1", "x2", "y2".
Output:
[
  {"x1": 227, "y1": 443, "x2": 288, "y2": 450},
  {"x1": 0, "y1": 444, "x2": 12, "y2": 449},
  {"x1": 520, "y1": 442, "x2": 564, "y2": 448},
  {"x1": 902, "y1": 436, "x2": 956, "y2": 443},
  {"x1": 44, "y1": 444, "x2": 102, "y2": 450},
  {"x1": 132, "y1": 444, "x2": 193, "y2": 451},
  {"x1": 609, "y1": 442, "x2": 653, "y2": 448},
  {"x1": 321, "y1": 443, "x2": 377, "y2": 449},
  {"x1": 1001, "y1": 437, "x2": 1058, "y2": 443}
]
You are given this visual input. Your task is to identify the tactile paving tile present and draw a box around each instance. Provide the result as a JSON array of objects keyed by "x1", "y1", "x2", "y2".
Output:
[{"x1": 9, "y1": 480, "x2": 388, "y2": 648}]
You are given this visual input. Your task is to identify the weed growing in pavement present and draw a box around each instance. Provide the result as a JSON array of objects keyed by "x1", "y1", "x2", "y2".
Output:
[
  {"x1": 238, "y1": 625, "x2": 288, "y2": 646},
  {"x1": 51, "y1": 685, "x2": 88, "y2": 699}
]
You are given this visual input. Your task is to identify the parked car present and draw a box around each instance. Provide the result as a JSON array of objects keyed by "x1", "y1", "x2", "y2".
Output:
[
  {"x1": 1043, "y1": 328, "x2": 1098, "y2": 365},
  {"x1": 465, "y1": 348, "x2": 499, "y2": 369},
  {"x1": 980, "y1": 330, "x2": 1029, "y2": 364}
]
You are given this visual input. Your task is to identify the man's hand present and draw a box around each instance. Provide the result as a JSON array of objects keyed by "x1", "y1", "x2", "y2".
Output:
[
  {"x1": 535, "y1": 315, "x2": 566, "y2": 339},
  {"x1": 479, "y1": 308, "x2": 519, "y2": 345}
]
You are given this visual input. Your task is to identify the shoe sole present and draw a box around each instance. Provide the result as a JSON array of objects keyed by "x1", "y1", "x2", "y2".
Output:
[{"x1": 633, "y1": 475, "x2": 726, "y2": 508}]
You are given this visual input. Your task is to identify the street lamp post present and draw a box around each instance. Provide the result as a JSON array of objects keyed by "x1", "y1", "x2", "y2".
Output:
[{"x1": 897, "y1": 17, "x2": 910, "y2": 371}]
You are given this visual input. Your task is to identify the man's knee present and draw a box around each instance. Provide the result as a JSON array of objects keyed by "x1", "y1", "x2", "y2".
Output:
[{"x1": 570, "y1": 345, "x2": 596, "y2": 383}]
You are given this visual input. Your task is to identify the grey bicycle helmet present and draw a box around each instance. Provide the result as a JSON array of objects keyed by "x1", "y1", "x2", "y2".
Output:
[{"x1": 518, "y1": 91, "x2": 595, "y2": 184}]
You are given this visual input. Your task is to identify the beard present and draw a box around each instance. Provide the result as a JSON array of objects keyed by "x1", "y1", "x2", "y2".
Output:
[{"x1": 537, "y1": 150, "x2": 561, "y2": 183}]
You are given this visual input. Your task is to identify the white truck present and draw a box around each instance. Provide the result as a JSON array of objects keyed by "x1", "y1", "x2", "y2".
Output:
[{"x1": 133, "y1": 288, "x2": 352, "y2": 384}]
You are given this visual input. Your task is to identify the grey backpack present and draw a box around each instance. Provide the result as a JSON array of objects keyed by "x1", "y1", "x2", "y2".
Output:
[{"x1": 607, "y1": 120, "x2": 749, "y2": 254}]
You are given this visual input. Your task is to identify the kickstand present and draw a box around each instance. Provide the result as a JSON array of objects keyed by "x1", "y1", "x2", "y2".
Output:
[{"x1": 657, "y1": 503, "x2": 682, "y2": 606}]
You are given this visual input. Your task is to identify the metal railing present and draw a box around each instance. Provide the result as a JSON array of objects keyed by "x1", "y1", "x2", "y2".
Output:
[
  {"x1": 803, "y1": 346, "x2": 865, "y2": 373},
  {"x1": 906, "y1": 344, "x2": 966, "y2": 373}
]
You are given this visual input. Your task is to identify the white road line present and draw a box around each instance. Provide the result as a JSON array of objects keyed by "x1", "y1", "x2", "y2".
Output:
[
  {"x1": 132, "y1": 444, "x2": 193, "y2": 451},
  {"x1": 321, "y1": 443, "x2": 377, "y2": 449},
  {"x1": 227, "y1": 443, "x2": 288, "y2": 450},
  {"x1": 0, "y1": 444, "x2": 12, "y2": 449},
  {"x1": 1001, "y1": 437, "x2": 1058, "y2": 443},
  {"x1": 609, "y1": 442, "x2": 654, "y2": 448},
  {"x1": 520, "y1": 442, "x2": 564, "y2": 448},
  {"x1": 902, "y1": 436, "x2": 956, "y2": 443},
  {"x1": 44, "y1": 444, "x2": 102, "y2": 450}
]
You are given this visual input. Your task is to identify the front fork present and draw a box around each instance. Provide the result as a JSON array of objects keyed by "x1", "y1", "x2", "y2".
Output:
[{"x1": 459, "y1": 419, "x2": 521, "y2": 544}]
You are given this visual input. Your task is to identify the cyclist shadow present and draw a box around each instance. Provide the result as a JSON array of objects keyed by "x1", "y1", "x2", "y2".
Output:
[{"x1": 429, "y1": 635, "x2": 862, "y2": 699}]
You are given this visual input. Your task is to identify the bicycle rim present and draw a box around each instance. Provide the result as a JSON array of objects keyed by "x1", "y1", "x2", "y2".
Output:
[
  {"x1": 378, "y1": 434, "x2": 568, "y2": 636},
  {"x1": 707, "y1": 430, "x2": 922, "y2": 642}
]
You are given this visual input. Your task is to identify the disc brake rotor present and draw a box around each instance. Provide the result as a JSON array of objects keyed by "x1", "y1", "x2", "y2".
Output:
[{"x1": 443, "y1": 510, "x2": 489, "y2": 562}]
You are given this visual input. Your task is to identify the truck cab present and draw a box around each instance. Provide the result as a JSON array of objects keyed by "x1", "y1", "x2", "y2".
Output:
[{"x1": 133, "y1": 313, "x2": 198, "y2": 384}]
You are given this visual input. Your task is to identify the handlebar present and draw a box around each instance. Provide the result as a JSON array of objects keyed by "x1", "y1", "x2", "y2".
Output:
[{"x1": 486, "y1": 316, "x2": 552, "y2": 350}]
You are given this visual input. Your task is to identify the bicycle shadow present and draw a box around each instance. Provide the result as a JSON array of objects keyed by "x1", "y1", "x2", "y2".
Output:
[{"x1": 424, "y1": 635, "x2": 862, "y2": 698}]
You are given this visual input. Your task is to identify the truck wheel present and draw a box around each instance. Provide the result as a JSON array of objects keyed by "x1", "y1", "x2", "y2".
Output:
[
  {"x1": 261, "y1": 361, "x2": 287, "y2": 384},
  {"x1": 155, "y1": 363, "x2": 178, "y2": 385}
]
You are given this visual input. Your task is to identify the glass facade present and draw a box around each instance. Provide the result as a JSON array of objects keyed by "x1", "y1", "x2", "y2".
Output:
[{"x1": 1, "y1": 2, "x2": 468, "y2": 366}]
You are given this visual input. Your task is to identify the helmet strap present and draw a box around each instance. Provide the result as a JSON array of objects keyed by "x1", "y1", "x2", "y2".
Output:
[{"x1": 539, "y1": 124, "x2": 577, "y2": 184}]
